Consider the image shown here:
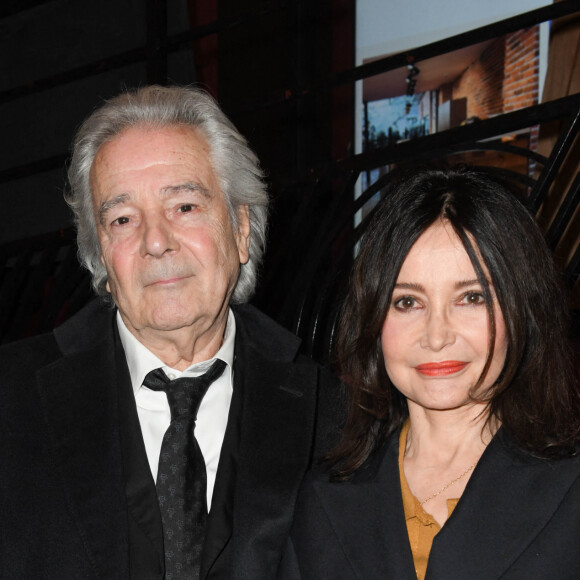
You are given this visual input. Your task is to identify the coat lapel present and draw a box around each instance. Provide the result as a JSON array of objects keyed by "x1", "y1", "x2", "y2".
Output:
[
  {"x1": 37, "y1": 309, "x2": 129, "y2": 579},
  {"x1": 427, "y1": 431, "x2": 580, "y2": 579},
  {"x1": 312, "y1": 432, "x2": 417, "y2": 579},
  {"x1": 115, "y1": 334, "x2": 165, "y2": 578},
  {"x1": 200, "y1": 349, "x2": 243, "y2": 579}
]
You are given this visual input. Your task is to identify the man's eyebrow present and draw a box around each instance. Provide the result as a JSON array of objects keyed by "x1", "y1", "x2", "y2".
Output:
[
  {"x1": 99, "y1": 193, "x2": 130, "y2": 226},
  {"x1": 97, "y1": 183, "x2": 212, "y2": 226},
  {"x1": 160, "y1": 182, "x2": 211, "y2": 198}
]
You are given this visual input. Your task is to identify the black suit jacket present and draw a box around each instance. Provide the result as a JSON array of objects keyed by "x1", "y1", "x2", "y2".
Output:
[
  {"x1": 280, "y1": 427, "x2": 580, "y2": 579},
  {"x1": 0, "y1": 298, "x2": 340, "y2": 579}
]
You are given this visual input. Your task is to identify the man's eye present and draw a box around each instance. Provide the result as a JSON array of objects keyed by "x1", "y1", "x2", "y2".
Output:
[
  {"x1": 393, "y1": 296, "x2": 418, "y2": 311},
  {"x1": 112, "y1": 216, "x2": 130, "y2": 226},
  {"x1": 178, "y1": 204, "x2": 195, "y2": 213}
]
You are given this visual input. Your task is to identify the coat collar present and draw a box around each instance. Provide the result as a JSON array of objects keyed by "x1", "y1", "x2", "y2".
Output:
[
  {"x1": 427, "y1": 431, "x2": 580, "y2": 578},
  {"x1": 54, "y1": 297, "x2": 115, "y2": 355}
]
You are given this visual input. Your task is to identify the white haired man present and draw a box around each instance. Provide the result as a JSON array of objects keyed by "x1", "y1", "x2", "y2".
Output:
[{"x1": 0, "y1": 86, "x2": 339, "y2": 580}]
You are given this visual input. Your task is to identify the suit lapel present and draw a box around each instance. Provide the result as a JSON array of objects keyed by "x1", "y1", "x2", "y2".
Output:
[
  {"x1": 36, "y1": 321, "x2": 129, "y2": 579},
  {"x1": 115, "y1": 334, "x2": 165, "y2": 578},
  {"x1": 200, "y1": 350, "x2": 243, "y2": 579},
  {"x1": 312, "y1": 432, "x2": 417, "y2": 579},
  {"x1": 427, "y1": 431, "x2": 580, "y2": 578}
]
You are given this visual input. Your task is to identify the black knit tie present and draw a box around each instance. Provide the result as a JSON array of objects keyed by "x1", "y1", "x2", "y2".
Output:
[{"x1": 143, "y1": 359, "x2": 227, "y2": 580}]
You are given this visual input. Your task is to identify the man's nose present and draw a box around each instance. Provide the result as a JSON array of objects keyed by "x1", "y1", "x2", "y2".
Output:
[
  {"x1": 419, "y1": 308, "x2": 456, "y2": 351},
  {"x1": 141, "y1": 215, "x2": 178, "y2": 258}
]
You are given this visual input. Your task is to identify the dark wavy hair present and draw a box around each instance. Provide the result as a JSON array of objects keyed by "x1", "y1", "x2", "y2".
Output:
[{"x1": 330, "y1": 167, "x2": 580, "y2": 479}]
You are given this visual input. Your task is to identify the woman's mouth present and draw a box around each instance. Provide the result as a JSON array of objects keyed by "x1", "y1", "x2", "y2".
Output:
[{"x1": 415, "y1": 361, "x2": 468, "y2": 377}]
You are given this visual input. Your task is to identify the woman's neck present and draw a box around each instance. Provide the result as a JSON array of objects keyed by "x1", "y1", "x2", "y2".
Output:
[
  {"x1": 404, "y1": 401, "x2": 496, "y2": 462},
  {"x1": 402, "y1": 402, "x2": 498, "y2": 527}
]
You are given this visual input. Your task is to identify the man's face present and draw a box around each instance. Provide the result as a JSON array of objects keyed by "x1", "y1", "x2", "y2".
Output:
[{"x1": 90, "y1": 124, "x2": 250, "y2": 349}]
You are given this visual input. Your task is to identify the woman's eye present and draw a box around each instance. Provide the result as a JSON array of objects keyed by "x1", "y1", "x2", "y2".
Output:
[
  {"x1": 461, "y1": 292, "x2": 485, "y2": 305},
  {"x1": 178, "y1": 204, "x2": 195, "y2": 213},
  {"x1": 394, "y1": 296, "x2": 418, "y2": 311},
  {"x1": 112, "y1": 216, "x2": 130, "y2": 226}
]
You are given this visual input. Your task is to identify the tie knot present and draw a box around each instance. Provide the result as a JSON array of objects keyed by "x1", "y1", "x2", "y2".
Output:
[{"x1": 143, "y1": 359, "x2": 226, "y2": 420}]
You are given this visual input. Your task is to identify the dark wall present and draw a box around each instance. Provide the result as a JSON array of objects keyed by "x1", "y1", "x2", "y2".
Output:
[
  {"x1": 214, "y1": 0, "x2": 354, "y2": 313},
  {"x1": 0, "y1": 0, "x2": 195, "y2": 244}
]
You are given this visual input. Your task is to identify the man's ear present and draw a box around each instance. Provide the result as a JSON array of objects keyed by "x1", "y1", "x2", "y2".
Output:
[{"x1": 235, "y1": 205, "x2": 251, "y2": 265}]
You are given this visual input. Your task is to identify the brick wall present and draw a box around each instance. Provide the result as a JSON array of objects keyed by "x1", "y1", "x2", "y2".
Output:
[
  {"x1": 451, "y1": 37, "x2": 505, "y2": 119},
  {"x1": 503, "y1": 27, "x2": 540, "y2": 112},
  {"x1": 445, "y1": 26, "x2": 540, "y2": 120}
]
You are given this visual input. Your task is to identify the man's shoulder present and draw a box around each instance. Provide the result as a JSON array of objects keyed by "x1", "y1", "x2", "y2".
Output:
[
  {"x1": 0, "y1": 332, "x2": 62, "y2": 429},
  {"x1": 0, "y1": 297, "x2": 114, "y2": 374},
  {"x1": 231, "y1": 303, "x2": 303, "y2": 363},
  {"x1": 53, "y1": 296, "x2": 115, "y2": 354},
  {"x1": 231, "y1": 302, "x2": 345, "y2": 440},
  {"x1": 0, "y1": 331, "x2": 60, "y2": 374}
]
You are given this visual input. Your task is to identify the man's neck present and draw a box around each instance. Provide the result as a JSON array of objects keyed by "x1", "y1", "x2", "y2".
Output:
[{"x1": 120, "y1": 309, "x2": 229, "y2": 371}]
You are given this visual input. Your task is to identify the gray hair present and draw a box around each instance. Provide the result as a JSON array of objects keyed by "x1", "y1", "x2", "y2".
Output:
[{"x1": 65, "y1": 85, "x2": 269, "y2": 303}]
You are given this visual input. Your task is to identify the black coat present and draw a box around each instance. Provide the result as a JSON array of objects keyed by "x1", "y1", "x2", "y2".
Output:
[
  {"x1": 0, "y1": 298, "x2": 341, "y2": 579},
  {"x1": 280, "y1": 426, "x2": 580, "y2": 579}
]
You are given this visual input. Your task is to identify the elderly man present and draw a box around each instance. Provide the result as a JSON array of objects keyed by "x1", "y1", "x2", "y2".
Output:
[{"x1": 0, "y1": 86, "x2": 339, "y2": 580}]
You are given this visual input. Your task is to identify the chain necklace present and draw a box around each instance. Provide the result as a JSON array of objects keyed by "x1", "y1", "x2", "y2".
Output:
[{"x1": 419, "y1": 461, "x2": 478, "y2": 505}]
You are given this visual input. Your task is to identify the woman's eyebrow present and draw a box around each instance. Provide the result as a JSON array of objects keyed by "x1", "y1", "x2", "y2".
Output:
[
  {"x1": 393, "y1": 280, "x2": 485, "y2": 292},
  {"x1": 394, "y1": 282, "x2": 424, "y2": 291},
  {"x1": 455, "y1": 278, "x2": 483, "y2": 289}
]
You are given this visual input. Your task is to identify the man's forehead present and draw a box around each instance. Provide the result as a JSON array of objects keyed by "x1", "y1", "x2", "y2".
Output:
[
  {"x1": 89, "y1": 124, "x2": 220, "y2": 204},
  {"x1": 92, "y1": 124, "x2": 211, "y2": 168}
]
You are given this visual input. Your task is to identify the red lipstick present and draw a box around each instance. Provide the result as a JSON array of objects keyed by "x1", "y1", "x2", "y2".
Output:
[{"x1": 415, "y1": 361, "x2": 468, "y2": 377}]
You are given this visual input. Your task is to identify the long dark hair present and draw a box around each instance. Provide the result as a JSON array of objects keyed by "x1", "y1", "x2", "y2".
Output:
[{"x1": 330, "y1": 168, "x2": 580, "y2": 479}]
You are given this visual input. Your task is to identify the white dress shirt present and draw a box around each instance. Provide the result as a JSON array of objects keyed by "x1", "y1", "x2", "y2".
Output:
[{"x1": 117, "y1": 310, "x2": 235, "y2": 509}]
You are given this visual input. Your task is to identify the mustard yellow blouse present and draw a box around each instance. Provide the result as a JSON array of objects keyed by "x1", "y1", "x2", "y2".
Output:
[{"x1": 398, "y1": 422, "x2": 459, "y2": 580}]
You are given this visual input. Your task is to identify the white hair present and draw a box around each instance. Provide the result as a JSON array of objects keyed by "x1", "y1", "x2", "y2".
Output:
[{"x1": 65, "y1": 85, "x2": 269, "y2": 303}]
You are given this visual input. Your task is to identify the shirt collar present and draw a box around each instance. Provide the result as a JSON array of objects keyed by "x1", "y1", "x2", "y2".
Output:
[{"x1": 116, "y1": 308, "x2": 236, "y2": 395}]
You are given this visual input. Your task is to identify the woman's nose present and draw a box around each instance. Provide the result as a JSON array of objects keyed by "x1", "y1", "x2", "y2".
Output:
[{"x1": 420, "y1": 308, "x2": 456, "y2": 351}]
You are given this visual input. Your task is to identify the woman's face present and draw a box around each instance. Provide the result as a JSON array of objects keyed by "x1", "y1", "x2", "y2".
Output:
[{"x1": 381, "y1": 220, "x2": 508, "y2": 413}]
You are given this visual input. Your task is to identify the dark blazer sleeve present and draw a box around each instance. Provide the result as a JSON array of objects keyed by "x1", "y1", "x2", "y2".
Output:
[
  {"x1": 0, "y1": 300, "x2": 133, "y2": 580},
  {"x1": 0, "y1": 335, "x2": 92, "y2": 579}
]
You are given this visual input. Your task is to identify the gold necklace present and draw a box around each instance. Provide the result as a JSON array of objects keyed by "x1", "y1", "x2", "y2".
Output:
[{"x1": 419, "y1": 461, "x2": 478, "y2": 505}]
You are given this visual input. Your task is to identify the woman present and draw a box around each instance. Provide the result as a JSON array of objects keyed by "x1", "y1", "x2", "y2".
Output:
[{"x1": 279, "y1": 168, "x2": 580, "y2": 579}]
